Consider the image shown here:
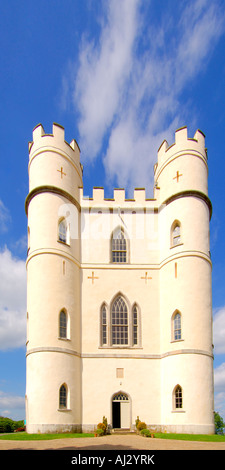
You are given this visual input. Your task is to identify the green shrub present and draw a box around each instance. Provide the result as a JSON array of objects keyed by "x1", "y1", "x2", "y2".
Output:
[
  {"x1": 0, "y1": 417, "x2": 25, "y2": 434},
  {"x1": 0, "y1": 417, "x2": 15, "y2": 433},
  {"x1": 140, "y1": 428, "x2": 151, "y2": 437},
  {"x1": 135, "y1": 416, "x2": 140, "y2": 428},
  {"x1": 137, "y1": 421, "x2": 147, "y2": 431},
  {"x1": 97, "y1": 422, "x2": 106, "y2": 435}
]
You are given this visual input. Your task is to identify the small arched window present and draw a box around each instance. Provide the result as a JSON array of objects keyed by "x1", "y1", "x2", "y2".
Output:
[
  {"x1": 101, "y1": 304, "x2": 107, "y2": 346},
  {"x1": 59, "y1": 384, "x2": 67, "y2": 409},
  {"x1": 171, "y1": 221, "x2": 181, "y2": 247},
  {"x1": 111, "y1": 228, "x2": 127, "y2": 263},
  {"x1": 58, "y1": 218, "x2": 69, "y2": 245},
  {"x1": 59, "y1": 310, "x2": 67, "y2": 339},
  {"x1": 132, "y1": 305, "x2": 138, "y2": 346},
  {"x1": 174, "y1": 385, "x2": 183, "y2": 409},
  {"x1": 172, "y1": 311, "x2": 182, "y2": 341}
]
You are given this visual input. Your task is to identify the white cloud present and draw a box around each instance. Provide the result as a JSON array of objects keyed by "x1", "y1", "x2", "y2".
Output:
[
  {"x1": 0, "y1": 200, "x2": 11, "y2": 233},
  {"x1": 11, "y1": 234, "x2": 27, "y2": 256},
  {"x1": 214, "y1": 363, "x2": 225, "y2": 392},
  {"x1": 213, "y1": 306, "x2": 225, "y2": 354},
  {"x1": 0, "y1": 247, "x2": 26, "y2": 350},
  {"x1": 69, "y1": 0, "x2": 225, "y2": 192},
  {"x1": 74, "y1": 0, "x2": 139, "y2": 158},
  {"x1": 214, "y1": 390, "x2": 225, "y2": 420},
  {"x1": 213, "y1": 307, "x2": 225, "y2": 420},
  {"x1": 0, "y1": 390, "x2": 25, "y2": 420},
  {"x1": 214, "y1": 363, "x2": 225, "y2": 420}
]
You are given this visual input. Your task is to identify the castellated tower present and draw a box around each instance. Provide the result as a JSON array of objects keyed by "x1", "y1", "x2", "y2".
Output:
[
  {"x1": 25, "y1": 124, "x2": 214, "y2": 434},
  {"x1": 25, "y1": 123, "x2": 83, "y2": 433},
  {"x1": 155, "y1": 127, "x2": 213, "y2": 433}
]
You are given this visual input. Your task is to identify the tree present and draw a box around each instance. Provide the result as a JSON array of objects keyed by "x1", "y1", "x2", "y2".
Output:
[{"x1": 214, "y1": 412, "x2": 225, "y2": 434}]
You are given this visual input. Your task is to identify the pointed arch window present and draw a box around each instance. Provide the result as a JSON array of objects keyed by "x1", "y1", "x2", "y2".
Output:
[
  {"x1": 58, "y1": 218, "x2": 70, "y2": 245},
  {"x1": 101, "y1": 304, "x2": 107, "y2": 346},
  {"x1": 111, "y1": 296, "x2": 128, "y2": 345},
  {"x1": 111, "y1": 228, "x2": 127, "y2": 263},
  {"x1": 132, "y1": 305, "x2": 138, "y2": 346},
  {"x1": 100, "y1": 296, "x2": 141, "y2": 348},
  {"x1": 172, "y1": 311, "x2": 182, "y2": 341},
  {"x1": 59, "y1": 384, "x2": 67, "y2": 409},
  {"x1": 59, "y1": 310, "x2": 67, "y2": 339},
  {"x1": 171, "y1": 221, "x2": 181, "y2": 247},
  {"x1": 174, "y1": 385, "x2": 183, "y2": 409}
]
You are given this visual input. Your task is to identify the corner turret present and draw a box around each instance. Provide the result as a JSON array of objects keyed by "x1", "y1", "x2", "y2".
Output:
[
  {"x1": 154, "y1": 127, "x2": 209, "y2": 212},
  {"x1": 26, "y1": 123, "x2": 83, "y2": 213}
]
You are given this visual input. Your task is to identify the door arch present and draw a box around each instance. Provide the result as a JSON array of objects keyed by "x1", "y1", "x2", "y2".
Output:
[{"x1": 112, "y1": 392, "x2": 130, "y2": 429}]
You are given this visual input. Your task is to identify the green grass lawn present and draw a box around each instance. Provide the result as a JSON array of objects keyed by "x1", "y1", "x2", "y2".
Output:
[
  {"x1": 0, "y1": 432, "x2": 95, "y2": 440},
  {"x1": 154, "y1": 432, "x2": 225, "y2": 442},
  {"x1": 0, "y1": 431, "x2": 225, "y2": 442}
]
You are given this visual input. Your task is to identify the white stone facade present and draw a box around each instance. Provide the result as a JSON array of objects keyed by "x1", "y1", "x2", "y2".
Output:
[{"x1": 25, "y1": 123, "x2": 214, "y2": 434}]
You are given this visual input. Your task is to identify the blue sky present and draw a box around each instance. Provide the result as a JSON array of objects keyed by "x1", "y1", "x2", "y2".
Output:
[{"x1": 0, "y1": 0, "x2": 225, "y2": 422}]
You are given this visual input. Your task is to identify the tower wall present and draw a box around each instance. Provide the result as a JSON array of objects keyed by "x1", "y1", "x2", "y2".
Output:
[
  {"x1": 26, "y1": 123, "x2": 82, "y2": 433},
  {"x1": 157, "y1": 127, "x2": 214, "y2": 433}
]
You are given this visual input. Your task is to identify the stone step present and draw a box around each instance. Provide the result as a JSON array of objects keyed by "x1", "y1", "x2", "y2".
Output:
[{"x1": 111, "y1": 428, "x2": 135, "y2": 435}]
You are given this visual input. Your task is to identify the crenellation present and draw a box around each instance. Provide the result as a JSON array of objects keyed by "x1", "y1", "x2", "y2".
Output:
[
  {"x1": 52, "y1": 122, "x2": 65, "y2": 141},
  {"x1": 134, "y1": 188, "x2": 146, "y2": 202},
  {"x1": 92, "y1": 187, "x2": 105, "y2": 202},
  {"x1": 175, "y1": 126, "x2": 188, "y2": 144},
  {"x1": 80, "y1": 186, "x2": 158, "y2": 209},
  {"x1": 157, "y1": 126, "x2": 207, "y2": 171},
  {"x1": 193, "y1": 129, "x2": 206, "y2": 157},
  {"x1": 113, "y1": 188, "x2": 125, "y2": 202},
  {"x1": 70, "y1": 138, "x2": 81, "y2": 153},
  {"x1": 30, "y1": 122, "x2": 80, "y2": 155},
  {"x1": 32, "y1": 123, "x2": 45, "y2": 142}
]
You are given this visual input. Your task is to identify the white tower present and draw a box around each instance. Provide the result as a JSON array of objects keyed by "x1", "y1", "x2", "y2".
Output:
[
  {"x1": 25, "y1": 123, "x2": 214, "y2": 434},
  {"x1": 25, "y1": 123, "x2": 83, "y2": 433},
  {"x1": 155, "y1": 127, "x2": 214, "y2": 433}
]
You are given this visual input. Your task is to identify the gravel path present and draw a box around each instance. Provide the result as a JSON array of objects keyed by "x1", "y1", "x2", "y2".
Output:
[{"x1": 0, "y1": 433, "x2": 224, "y2": 450}]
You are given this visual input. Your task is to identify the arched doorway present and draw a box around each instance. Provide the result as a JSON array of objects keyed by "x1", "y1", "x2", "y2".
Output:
[{"x1": 112, "y1": 392, "x2": 130, "y2": 429}]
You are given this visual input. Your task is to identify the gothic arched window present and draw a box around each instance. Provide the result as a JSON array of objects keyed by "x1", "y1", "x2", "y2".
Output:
[
  {"x1": 111, "y1": 296, "x2": 128, "y2": 345},
  {"x1": 100, "y1": 296, "x2": 141, "y2": 348},
  {"x1": 101, "y1": 304, "x2": 107, "y2": 346},
  {"x1": 59, "y1": 384, "x2": 67, "y2": 409},
  {"x1": 172, "y1": 311, "x2": 182, "y2": 341},
  {"x1": 132, "y1": 305, "x2": 138, "y2": 346},
  {"x1": 58, "y1": 218, "x2": 70, "y2": 245},
  {"x1": 174, "y1": 385, "x2": 183, "y2": 409},
  {"x1": 59, "y1": 310, "x2": 67, "y2": 339},
  {"x1": 171, "y1": 221, "x2": 181, "y2": 247},
  {"x1": 111, "y1": 228, "x2": 127, "y2": 263}
]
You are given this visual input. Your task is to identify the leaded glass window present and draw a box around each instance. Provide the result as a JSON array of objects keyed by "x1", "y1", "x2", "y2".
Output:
[
  {"x1": 101, "y1": 305, "x2": 107, "y2": 345},
  {"x1": 112, "y1": 230, "x2": 127, "y2": 263},
  {"x1": 112, "y1": 296, "x2": 128, "y2": 345},
  {"x1": 175, "y1": 385, "x2": 182, "y2": 409},
  {"x1": 174, "y1": 312, "x2": 181, "y2": 340},
  {"x1": 59, "y1": 310, "x2": 67, "y2": 338},
  {"x1": 172, "y1": 223, "x2": 181, "y2": 246},
  {"x1": 132, "y1": 305, "x2": 138, "y2": 345},
  {"x1": 58, "y1": 218, "x2": 67, "y2": 243},
  {"x1": 113, "y1": 393, "x2": 129, "y2": 401},
  {"x1": 59, "y1": 384, "x2": 67, "y2": 408}
]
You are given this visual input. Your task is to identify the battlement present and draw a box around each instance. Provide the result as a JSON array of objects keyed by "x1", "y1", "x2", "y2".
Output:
[
  {"x1": 157, "y1": 127, "x2": 207, "y2": 170},
  {"x1": 28, "y1": 122, "x2": 80, "y2": 156},
  {"x1": 80, "y1": 186, "x2": 156, "y2": 208}
]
